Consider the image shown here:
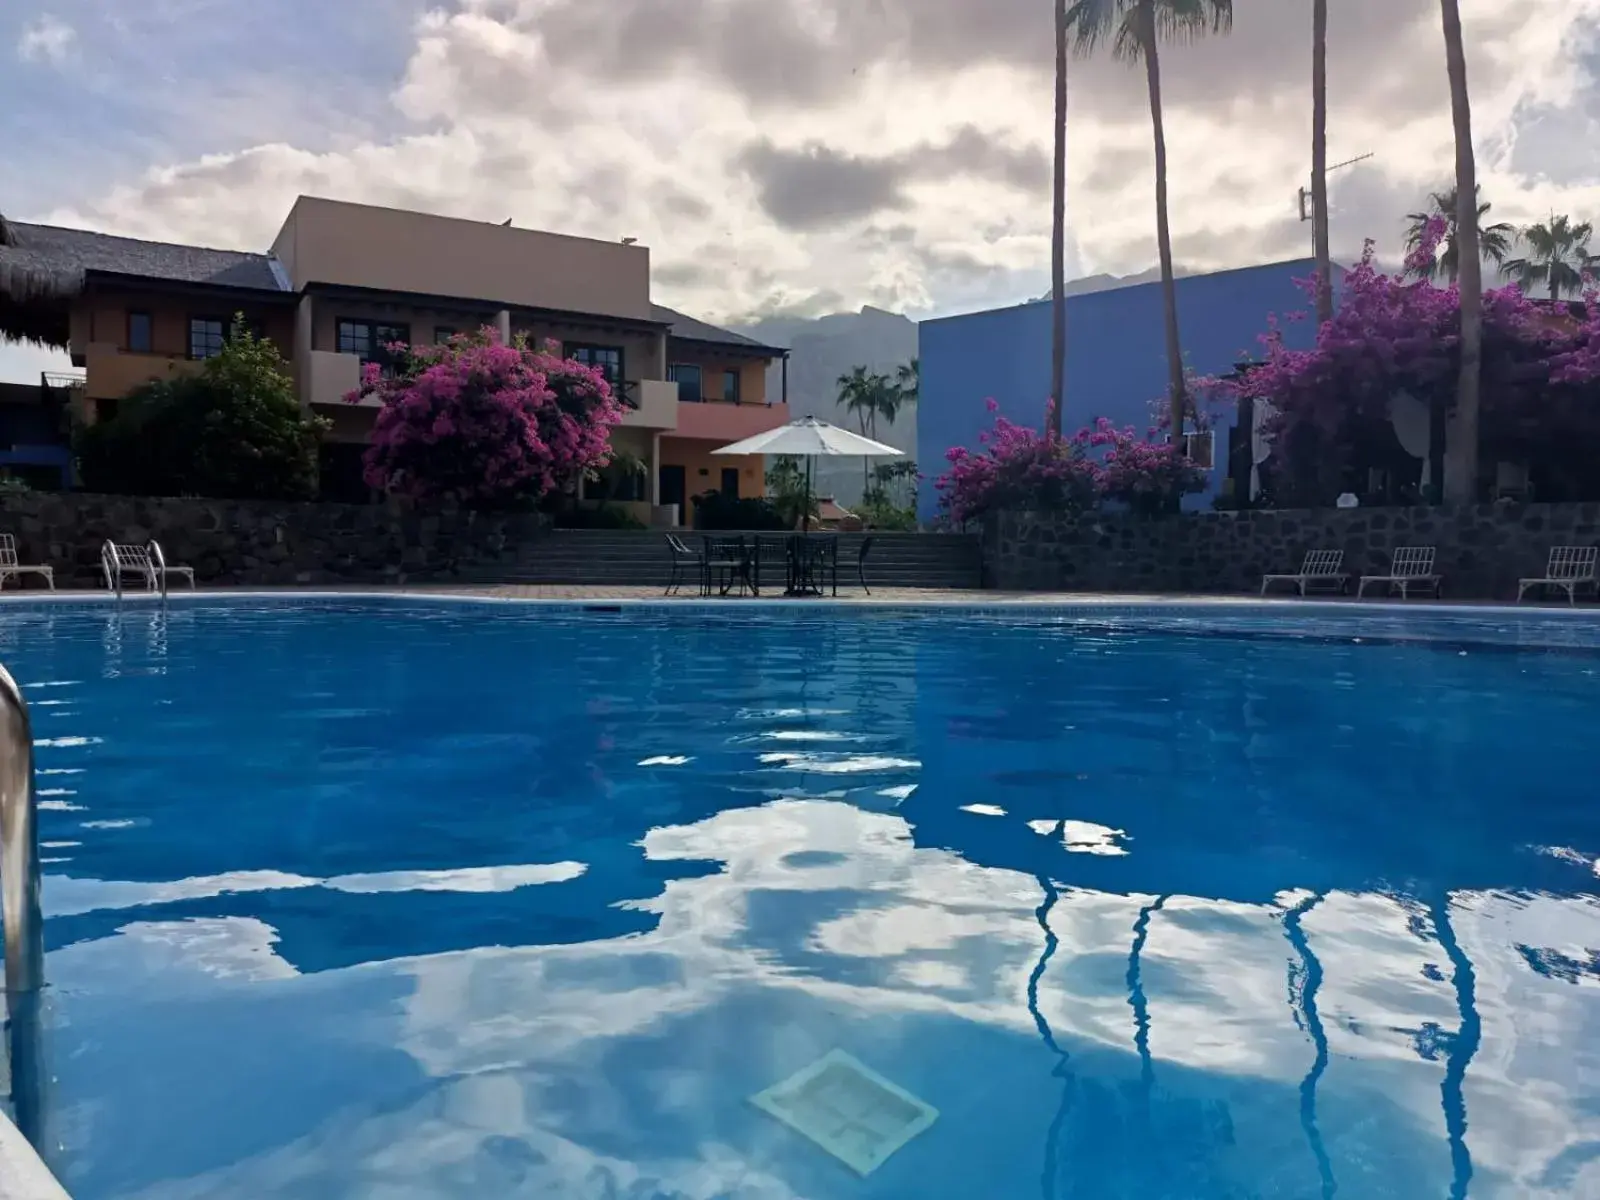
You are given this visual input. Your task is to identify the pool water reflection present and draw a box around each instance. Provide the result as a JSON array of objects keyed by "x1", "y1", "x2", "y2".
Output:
[{"x1": 1, "y1": 600, "x2": 1598, "y2": 1198}]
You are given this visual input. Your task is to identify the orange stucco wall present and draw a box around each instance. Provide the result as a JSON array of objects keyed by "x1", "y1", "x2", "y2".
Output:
[
  {"x1": 661, "y1": 438, "x2": 765, "y2": 500},
  {"x1": 75, "y1": 288, "x2": 296, "y2": 402},
  {"x1": 665, "y1": 345, "x2": 771, "y2": 405}
]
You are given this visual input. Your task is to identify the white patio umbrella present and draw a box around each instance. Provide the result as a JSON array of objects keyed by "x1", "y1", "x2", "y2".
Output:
[{"x1": 712, "y1": 416, "x2": 902, "y2": 531}]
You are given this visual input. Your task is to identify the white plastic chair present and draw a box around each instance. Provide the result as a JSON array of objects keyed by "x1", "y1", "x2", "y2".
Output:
[
  {"x1": 1518, "y1": 546, "x2": 1598, "y2": 605},
  {"x1": 0, "y1": 534, "x2": 54, "y2": 591},
  {"x1": 1260, "y1": 550, "x2": 1348, "y2": 597},
  {"x1": 1358, "y1": 546, "x2": 1441, "y2": 599}
]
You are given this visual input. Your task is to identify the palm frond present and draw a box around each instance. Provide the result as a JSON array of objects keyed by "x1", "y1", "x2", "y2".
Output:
[{"x1": 1152, "y1": 0, "x2": 1232, "y2": 43}]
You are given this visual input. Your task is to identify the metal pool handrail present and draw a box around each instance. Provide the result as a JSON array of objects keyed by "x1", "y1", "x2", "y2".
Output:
[
  {"x1": 100, "y1": 539, "x2": 170, "y2": 601},
  {"x1": 0, "y1": 662, "x2": 41, "y2": 994}
]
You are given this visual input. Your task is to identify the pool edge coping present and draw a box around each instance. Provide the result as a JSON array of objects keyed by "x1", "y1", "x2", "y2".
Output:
[
  {"x1": 0, "y1": 1108, "x2": 69, "y2": 1200},
  {"x1": 3, "y1": 589, "x2": 1600, "y2": 621}
]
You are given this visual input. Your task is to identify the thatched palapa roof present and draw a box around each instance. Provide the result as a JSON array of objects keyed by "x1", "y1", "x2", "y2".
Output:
[{"x1": 0, "y1": 215, "x2": 290, "y2": 350}]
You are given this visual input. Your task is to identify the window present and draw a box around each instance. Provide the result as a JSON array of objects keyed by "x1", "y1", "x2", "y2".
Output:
[
  {"x1": 434, "y1": 326, "x2": 458, "y2": 344},
  {"x1": 336, "y1": 319, "x2": 410, "y2": 373},
  {"x1": 188, "y1": 317, "x2": 225, "y2": 360},
  {"x1": 127, "y1": 312, "x2": 153, "y2": 354},
  {"x1": 567, "y1": 343, "x2": 624, "y2": 391},
  {"x1": 1181, "y1": 430, "x2": 1215, "y2": 470},
  {"x1": 668, "y1": 363, "x2": 703, "y2": 402},
  {"x1": 722, "y1": 370, "x2": 741, "y2": 403}
]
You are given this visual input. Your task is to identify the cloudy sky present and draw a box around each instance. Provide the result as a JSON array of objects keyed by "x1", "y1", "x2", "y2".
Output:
[{"x1": 3, "y1": 0, "x2": 1599, "y2": 383}]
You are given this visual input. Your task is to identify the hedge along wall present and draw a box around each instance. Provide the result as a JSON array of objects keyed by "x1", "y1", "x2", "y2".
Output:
[
  {"x1": 0, "y1": 492, "x2": 548, "y2": 588},
  {"x1": 985, "y1": 502, "x2": 1600, "y2": 600}
]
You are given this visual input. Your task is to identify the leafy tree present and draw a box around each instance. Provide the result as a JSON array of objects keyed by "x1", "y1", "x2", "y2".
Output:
[
  {"x1": 860, "y1": 460, "x2": 920, "y2": 530},
  {"x1": 1065, "y1": 0, "x2": 1233, "y2": 447},
  {"x1": 1403, "y1": 185, "x2": 1513, "y2": 284},
  {"x1": 765, "y1": 455, "x2": 820, "y2": 530},
  {"x1": 349, "y1": 327, "x2": 625, "y2": 506},
  {"x1": 76, "y1": 316, "x2": 324, "y2": 500},
  {"x1": 1502, "y1": 215, "x2": 1597, "y2": 300}
]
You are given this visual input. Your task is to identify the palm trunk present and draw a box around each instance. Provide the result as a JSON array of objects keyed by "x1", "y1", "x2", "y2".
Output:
[
  {"x1": 1311, "y1": 0, "x2": 1333, "y2": 325},
  {"x1": 1047, "y1": 0, "x2": 1068, "y2": 439},
  {"x1": 1140, "y1": 2, "x2": 1188, "y2": 450},
  {"x1": 1441, "y1": 0, "x2": 1481, "y2": 505}
]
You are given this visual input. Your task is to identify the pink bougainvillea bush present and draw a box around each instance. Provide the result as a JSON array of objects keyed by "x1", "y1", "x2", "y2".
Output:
[
  {"x1": 1087, "y1": 417, "x2": 1209, "y2": 511},
  {"x1": 937, "y1": 403, "x2": 1215, "y2": 522},
  {"x1": 1234, "y1": 217, "x2": 1600, "y2": 501},
  {"x1": 346, "y1": 327, "x2": 625, "y2": 505},
  {"x1": 936, "y1": 401, "x2": 1102, "y2": 523}
]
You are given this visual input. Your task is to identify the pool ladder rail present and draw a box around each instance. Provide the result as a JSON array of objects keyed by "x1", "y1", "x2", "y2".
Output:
[
  {"x1": 0, "y1": 663, "x2": 41, "y2": 995},
  {"x1": 0, "y1": 662, "x2": 66, "y2": 1197},
  {"x1": 100, "y1": 539, "x2": 172, "y2": 601}
]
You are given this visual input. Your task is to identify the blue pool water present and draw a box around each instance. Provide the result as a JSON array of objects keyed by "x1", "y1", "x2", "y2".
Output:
[{"x1": 2, "y1": 597, "x2": 1599, "y2": 1198}]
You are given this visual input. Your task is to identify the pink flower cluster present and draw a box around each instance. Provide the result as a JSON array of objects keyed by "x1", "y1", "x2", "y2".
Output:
[
  {"x1": 1088, "y1": 417, "x2": 1209, "y2": 505},
  {"x1": 936, "y1": 401, "x2": 1205, "y2": 523},
  {"x1": 1234, "y1": 239, "x2": 1600, "y2": 453},
  {"x1": 346, "y1": 327, "x2": 625, "y2": 504}
]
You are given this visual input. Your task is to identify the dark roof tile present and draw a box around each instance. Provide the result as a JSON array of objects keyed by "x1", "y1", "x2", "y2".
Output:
[{"x1": 652, "y1": 303, "x2": 784, "y2": 354}]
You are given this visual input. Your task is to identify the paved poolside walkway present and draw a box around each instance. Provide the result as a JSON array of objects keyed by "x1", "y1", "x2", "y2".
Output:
[{"x1": 3, "y1": 584, "x2": 1586, "y2": 609}]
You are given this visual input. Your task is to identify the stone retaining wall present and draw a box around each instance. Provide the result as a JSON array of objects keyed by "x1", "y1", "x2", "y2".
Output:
[
  {"x1": 986, "y1": 503, "x2": 1600, "y2": 600},
  {"x1": 0, "y1": 493, "x2": 547, "y2": 588}
]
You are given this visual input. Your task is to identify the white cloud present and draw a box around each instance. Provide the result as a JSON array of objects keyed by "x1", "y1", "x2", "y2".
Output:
[
  {"x1": 14, "y1": 0, "x2": 1600, "y2": 323},
  {"x1": 16, "y1": 13, "x2": 76, "y2": 64}
]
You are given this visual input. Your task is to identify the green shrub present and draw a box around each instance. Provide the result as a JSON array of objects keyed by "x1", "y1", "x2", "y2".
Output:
[
  {"x1": 76, "y1": 316, "x2": 325, "y2": 500},
  {"x1": 554, "y1": 504, "x2": 646, "y2": 530},
  {"x1": 690, "y1": 490, "x2": 789, "y2": 530}
]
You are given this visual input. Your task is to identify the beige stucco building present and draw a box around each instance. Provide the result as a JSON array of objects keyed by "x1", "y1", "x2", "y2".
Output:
[{"x1": 0, "y1": 197, "x2": 790, "y2": 523}]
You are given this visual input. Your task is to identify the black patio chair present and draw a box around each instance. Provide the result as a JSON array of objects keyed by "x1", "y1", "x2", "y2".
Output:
[
  {"x1": 664, "y1": 534, "x2": 700, "y2": 596},
  {"x1": 856, "y1": 535, "x2": 875, "y2": 595},
  {"x1": 800, "y1": 536, "x2": 838, "y2": 597},
  {"x1": 702, "y1": 536, "x2": 752, "y2": 597}
]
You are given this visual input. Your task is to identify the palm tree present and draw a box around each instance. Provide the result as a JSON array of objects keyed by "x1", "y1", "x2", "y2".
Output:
[
  {"x1": 1065, "y1": 0, "x2": 1233, "y2": 448},
  {"x1": 1048, "y1": 0, "x2": 1069, "y2": 439},
  {"x1": 894, "y1": 357, "x2": 919, "y2": 406},
  {"x1": 836, "y1": 366, "x2": 898, "y2": 492},
  {"x1": 1310, "y1": 0, "x2": 1333, "y2": 325},
  {"x1": 1501, "y1": 214, "x2": 1596, "y2": 300},
  {"x1": 1440, "y1": 0, "x2": 1482, "y2": 506},
  {"x1": 1403, "y1": 184, "x2": 1512, "y2": 284}
]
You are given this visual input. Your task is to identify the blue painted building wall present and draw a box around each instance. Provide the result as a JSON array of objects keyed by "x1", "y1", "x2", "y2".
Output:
[{"x1": 916, "y1": 258, "x2": 1335, "y2": 521}]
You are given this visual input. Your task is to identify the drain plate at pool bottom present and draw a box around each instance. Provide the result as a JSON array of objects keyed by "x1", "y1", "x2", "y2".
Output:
[{"x1": 749, "y1": 1049, "x2": 938, "y2": 1176}]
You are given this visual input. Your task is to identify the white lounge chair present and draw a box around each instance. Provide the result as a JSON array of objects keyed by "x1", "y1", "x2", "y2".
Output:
[
  {"x1": 1358, "y1": 546, "x2": 1442, "y2": 599},
  {"x1": 101, "y1": 540, "x2": 195, "y2": 596},
  {"x1": 1261, "y1": 550, "x2": 1349, "y2": 596},
  {"x1": 0, "y1": 534, "x2": 54, "y2": 591},
  {"x1": 1517, "y1": 546, "x2": 1598, "y2": 605}
]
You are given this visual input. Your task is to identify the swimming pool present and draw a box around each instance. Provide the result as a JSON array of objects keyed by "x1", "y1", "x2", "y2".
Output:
[{"x1": 3, "y1": 596, "x2": 1599, "y2": 1197}]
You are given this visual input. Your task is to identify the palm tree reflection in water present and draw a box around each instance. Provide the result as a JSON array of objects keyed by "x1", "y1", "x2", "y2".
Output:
[
  {"x1": 1283, "y1": 893, "x2": 1336, "y2": 1199},
  {"x1": 1430, "y1": 896, "x2": 1481, "y2": 1200}
]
